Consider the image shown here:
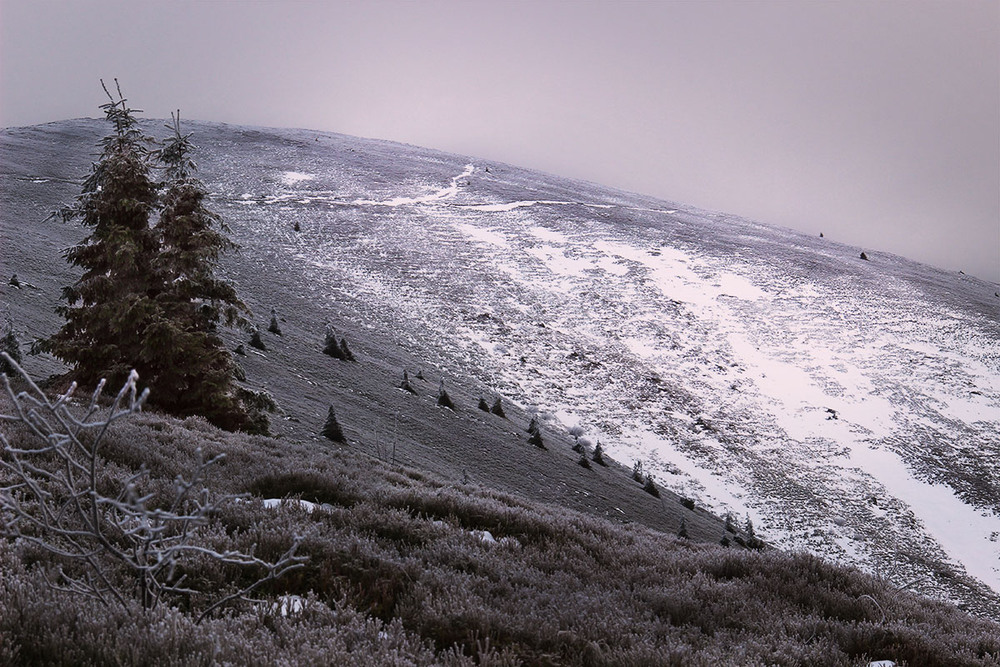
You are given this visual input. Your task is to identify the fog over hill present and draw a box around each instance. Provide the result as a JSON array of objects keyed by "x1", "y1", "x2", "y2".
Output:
[{"x1": 2, "y1": 118, "x2": 998, "y2": 619}]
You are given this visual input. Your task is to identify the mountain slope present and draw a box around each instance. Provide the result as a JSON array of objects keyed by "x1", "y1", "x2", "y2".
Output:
[{"x1": 2, "y1": 118, "x2": 998, "y2": 619}]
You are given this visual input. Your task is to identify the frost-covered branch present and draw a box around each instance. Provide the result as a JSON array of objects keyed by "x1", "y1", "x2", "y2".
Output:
[{"x1": 0, "y1": 352, "x2": 305, "y2": 616}]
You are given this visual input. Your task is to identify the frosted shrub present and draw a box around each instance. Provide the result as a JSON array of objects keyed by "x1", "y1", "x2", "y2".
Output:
[{"x1": 0, "y1": 353, "x2": 304, "y2": 619}]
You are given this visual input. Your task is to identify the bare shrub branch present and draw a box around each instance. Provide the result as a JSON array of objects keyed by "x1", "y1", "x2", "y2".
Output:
[{"x1": 0, "y1": 352, "x2": 305, "y2": 618}]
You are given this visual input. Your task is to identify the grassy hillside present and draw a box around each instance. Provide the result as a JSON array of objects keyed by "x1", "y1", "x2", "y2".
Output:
[
  {"x1": 0, "y1": 118, "x2": 735, "y2": 545},
  {"x1": 2, "y1": 119, "x2": 1000, "y2": 664},
  {"x1": 2, "y1": 397, "x2": 999, "y2": 666}
]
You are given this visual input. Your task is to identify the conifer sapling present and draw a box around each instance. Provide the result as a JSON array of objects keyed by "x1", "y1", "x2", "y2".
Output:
[
  {"x1": 437, "y1": 378, "x2": 455, "y2": 410},
  {"x1": 323, "y1": 327, "x2": 345, "y2": 359},
  {"x1": 490, "y1": 397, "x2": 506, "y2": 418},
  {"x1": 268, "y1": 309, "x2": 282, "y2": 335},
  {"x1": 322, "y1": 406, "x2": 345, "y2": 443},
  {"x1": 249, "y1": 330, "x2": 266, "y2": 351}
]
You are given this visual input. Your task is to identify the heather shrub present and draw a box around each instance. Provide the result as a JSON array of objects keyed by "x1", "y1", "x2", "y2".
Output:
[
  {"x1": 3, "y1": 372, "x2": 998, "y2": 665},
  {"x1": 0, "y1": 356, "x2": 303, "y2": 618}
]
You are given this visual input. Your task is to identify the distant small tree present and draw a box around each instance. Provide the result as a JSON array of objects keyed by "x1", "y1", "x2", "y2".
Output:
[
  {"x1": 490, "y1": 397, "x2": 506, "y2": 418},
  {"x1": 724, "y1": 512, "x2": 737, "y2": 534},
  {"x1": 743, "y1": 515, "x2": 764, "y2": 549},
  {"x1": 437, "y1": 379, "x2": 455, "y2": 410},
  {"x1": 631, "y1": 460, "x2": 644, "y2": 483},
  {"x1": 323, "y1": 327, "x2": 345, "y2": 359},
  {"x1": 591, "y1": 441, "x2": 607, "y2": 466},
  {"x1": 249, "y1": 329, "x2": 266, "y2": 351},
  {"x1": 267, "y1": 309, "x2": 282, "y2": 335},
  {"x1": 399, "y1": 370, "x2": 417, "y2": 394},
  {"x1": 577, "y1": 454, "x2": 591, "y2": 469},
  {"x1": 477, "y1": 397, "x2": 490, "y2": 412},
  {"x1": 339, "y1": 337, "x2": 355, "y2": 361},
  {"x1": 642, "y1": 474, "x2": 660, "y2": 498},
  {"x1": 322, "y1": 406, "x2": 346, "y2": 443},
  {"x1": 526, "y1": 415, "x2": 544, "y2": 447},
  {"x1": 527, "y1": 416, "x2": 540, "y2": 435},
  {"x1": 677, "y1": 519, "x2": 689, "y2": 539}
]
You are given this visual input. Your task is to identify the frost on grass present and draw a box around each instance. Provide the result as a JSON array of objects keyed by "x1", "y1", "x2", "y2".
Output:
[{"x1": 0, "y1": 353, "x2": 305, "y2": 620}]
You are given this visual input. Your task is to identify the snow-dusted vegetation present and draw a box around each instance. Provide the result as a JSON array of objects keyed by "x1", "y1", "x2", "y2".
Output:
[
  {"x1": 2, "y1": 382, "x2": 998, "y2": 665},
  {"x1": 2, "y1": 117, "x2": 999, "y2": 663},
  {"x1": 193, "y1": 121, "x2": 999, "y2": 615}
]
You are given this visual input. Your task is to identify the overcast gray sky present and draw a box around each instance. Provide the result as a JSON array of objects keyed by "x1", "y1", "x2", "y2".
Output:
[{"x1": 2, "y1": 0, "x2": 997, "y2": 283}]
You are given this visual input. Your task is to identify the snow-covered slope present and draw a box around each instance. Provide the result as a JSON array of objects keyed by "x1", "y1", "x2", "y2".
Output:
[{"x1": 3, "y1": 119, "x2": 998, "y2": 618}]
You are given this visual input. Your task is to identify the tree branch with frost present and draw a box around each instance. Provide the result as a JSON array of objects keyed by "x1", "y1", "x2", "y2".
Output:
[{"x1": 0, "y1": 351, "x2": 305, "y2": 616}]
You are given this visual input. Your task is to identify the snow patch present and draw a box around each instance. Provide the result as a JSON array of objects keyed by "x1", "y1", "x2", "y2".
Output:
[{"x1": 280, "y1": 171, "x2": 314, "y2": 186}]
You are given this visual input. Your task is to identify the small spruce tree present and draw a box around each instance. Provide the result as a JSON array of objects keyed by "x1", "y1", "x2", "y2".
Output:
[
  {"x1": 477, "y1": 397, "x2": 490, "y2": 412},
  {"x1": 339, "y1": 337, "x2": 355, "y2": 361},
  {"x1": 528, "y1": 426, "x2": 545, "y2": 449},
  {"x1": 490, "y1": 397, "x2": 506, "y2": 418},
  {"x1": 249, "y1": 330, "x2": 266, "y2": 351},
  {"x1": 677, "y1": 519, "x2": 689, "y2": 539},
  {"x1": 632, "y1": 460, "x2": 645, "y2": 483},
  {"x1": 642, "y1": 473, "x2": 660, "y2": 498},
  {"x1": 592, "y1": 441, "x2": 607, "y2": 466},
  {"x1": 527, "y1": 416, "x2": 539, "y2": 435},
  {"x1": 322, "y1": 406, "x2": 345, "y2": 443},
  {"x1": 437, "y1": 378, "x2": 455, "y2": 410},
  {"x1": 323, "y1": 327, "x2": 345, "y2": 359},
  {"x1": 268, "y1": 309, "x2": 282, "y2": 335},
  {"x1": 399, "y1": 370, "x2": 417, "y2": 394}
]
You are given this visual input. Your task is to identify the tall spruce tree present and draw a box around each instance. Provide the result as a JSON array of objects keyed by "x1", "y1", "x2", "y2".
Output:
[
  {"x1": 148, "y1": 111, "x2": 256, "y2": 431},
  {"x1": 40, "y1": 80, "x2": 161, "y2": 387},
  {"x1": 43, "y1": 84, "x2": 260, "y2": 432}
]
